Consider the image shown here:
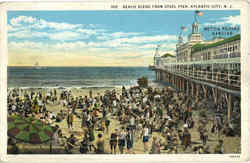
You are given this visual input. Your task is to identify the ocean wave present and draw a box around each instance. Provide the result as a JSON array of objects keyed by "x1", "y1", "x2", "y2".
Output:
[
  {"x1": 8, "y1": 85, "x2": 123, "y2": 90},
  {"x1": 8, "y1": 67, "x2": 155, "y2": 88},
  {"x1": 8, "y1": 79, "x2": 140, "y2": 88}
]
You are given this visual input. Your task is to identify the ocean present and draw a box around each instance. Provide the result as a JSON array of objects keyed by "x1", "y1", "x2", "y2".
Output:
[{"x1": 7, "y1": 66, "x2": 156, "y2": 88}]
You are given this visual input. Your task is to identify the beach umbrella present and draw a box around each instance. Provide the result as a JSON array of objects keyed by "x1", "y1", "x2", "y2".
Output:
[{"x1": 8, "y1": 115, "x2": 54, "y2": 144}]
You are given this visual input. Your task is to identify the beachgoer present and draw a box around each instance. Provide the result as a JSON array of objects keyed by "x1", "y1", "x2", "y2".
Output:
[
  {"x1": 80, "y1": 134, "x2": 89, "y2": 154},
  {"x1": 110, "y1": 129, "x2": 118, "y2": 154},
  {"x1": 183, "y1": 128, "x2": 192, "y2": 151},
  {"x1": 67, "y1": 112, "x2": 74, "y2": 129},
  {"x1": 65, "y1": 134, "x2": 76, "y2": 154},
  {"x1": 214, "y1": 140, "x2": 224, "y2": 154},
  {"x1": 95, "y1": 134, "x2": 105, "y2": 154},
  {"x1": 88, "y1": 127, "x2": 95, "y2": 152},
  {"x1": 118, "y1": 127, "x2": 126, "y2": 154},
  {"x1": 142, "y1": 125, "x2": 150, "y2": 153},
  {"x1": 81, "y1": 110, "x2": 88, "y2": 128},
  {"x1": 151, "y1": 136, "x2": 161, "y2": 154},
  {"x1": 101, "y1": 119, "x2": 106, "y2": 132},
  {"x1": 126, "y1": 128, "x2": 134, "y2": 154},
  {"x1": 89, "y1": 90, "x2": 93, "y2": 99},
  {"x1": 105, "y1": 118, "x2": 110, "y2": 133}
]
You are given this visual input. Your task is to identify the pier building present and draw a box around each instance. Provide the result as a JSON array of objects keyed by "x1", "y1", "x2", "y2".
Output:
[{"x1": 152, "y1": 15, "x2": 241, "y2": 125}]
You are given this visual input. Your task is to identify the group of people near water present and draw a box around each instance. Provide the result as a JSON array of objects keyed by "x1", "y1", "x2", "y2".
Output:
[{"x1": 7, "y1": 84, "x2": 240, "y2": 154}]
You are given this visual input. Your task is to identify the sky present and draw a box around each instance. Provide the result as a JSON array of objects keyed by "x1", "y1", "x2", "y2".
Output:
[{"x1": 8, "y1": 10, "x2": 240, "y2": 67}]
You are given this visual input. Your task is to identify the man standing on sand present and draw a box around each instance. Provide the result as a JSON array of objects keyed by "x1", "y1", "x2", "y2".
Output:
[
  {"x1": 88, "y1": 126, "x2": 95, "y2": 152},
  {"x1": 80, "y1": 133, "x2": 89, "y2": 154},
  {"x1": 110, "y1": 129, "x2": 118, "y2": 154},
  {"x1": 67, "y1": 111, "x2": 74, "y2": 129},
  {"x1": 142, "y1": 125, "x2": 150, "y2": 153},
  {"x1": 81, "y1": 110, "x2": 88, "y2": 128},
  {"x1": 126, "y1": 128, "x2": 134, "y2": 154},
  {"x1": 118, "y1": 127, "x2": 126, "y2": 154},
  {"x1": 89, "y1": 90, "x2": 93, "y2": 99},
  {"x1": 105, "y1": 118, "x2": 110, "y2": 133},
  {"x1": 183, "y1": 127, "x2": 191, "y2": 151},
  {"x1": 214, "y1": 140, "x2": 224, "y2": 154}
]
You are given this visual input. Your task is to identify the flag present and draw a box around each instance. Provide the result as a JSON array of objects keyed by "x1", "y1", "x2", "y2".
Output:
[
  {"x1": 181, "y1": 26, "x2": 187, "y2": 32},
  {"x1": 195, "y1": 10, "x2": 203, "y2": 16}
]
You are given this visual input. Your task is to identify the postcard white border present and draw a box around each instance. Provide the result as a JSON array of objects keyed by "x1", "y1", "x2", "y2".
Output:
[{"x1": 0, "y1": 0, "x2": 250, "y2": 162}]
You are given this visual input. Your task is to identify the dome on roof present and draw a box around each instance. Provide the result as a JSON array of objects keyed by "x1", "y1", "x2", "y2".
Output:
[{"x1": 192, "y1": 21, "x2": 199, "y2": 34}]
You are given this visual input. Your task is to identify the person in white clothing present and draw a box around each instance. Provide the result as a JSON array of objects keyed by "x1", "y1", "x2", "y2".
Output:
[{"x1": 142, "y1": 125, "x2": 149, "y2": 153}]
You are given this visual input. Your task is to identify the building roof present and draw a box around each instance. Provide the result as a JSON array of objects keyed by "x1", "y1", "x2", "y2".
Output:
[
  {"x1": 191, "y1": 34, "x2": 240, "y2": 53},
  {"x1": 161, "y1": 53, "x2": 176, "y2": 58}
]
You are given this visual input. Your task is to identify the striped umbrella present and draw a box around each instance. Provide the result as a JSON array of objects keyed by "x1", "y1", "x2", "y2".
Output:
[{"x1": 8, "y1": 115, "x2": 54, "y2": 144}]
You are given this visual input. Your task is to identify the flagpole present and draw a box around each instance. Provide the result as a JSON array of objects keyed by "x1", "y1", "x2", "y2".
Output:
[{"x1": 194, "y1": 12, "x2": 197, "y2": 22}]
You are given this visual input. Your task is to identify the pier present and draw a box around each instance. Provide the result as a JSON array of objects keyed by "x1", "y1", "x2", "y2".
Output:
[
  {"x1": 151, "y1": 12, "x2": 241, "y2": 124},
  {"x1": 153, "y1": 56, "x2": 240, "y2": 123}
]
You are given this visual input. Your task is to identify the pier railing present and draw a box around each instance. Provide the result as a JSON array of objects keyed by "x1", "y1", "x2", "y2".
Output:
[{"x1": 155, "y1": 57, "x2": 241, "y2": 89}]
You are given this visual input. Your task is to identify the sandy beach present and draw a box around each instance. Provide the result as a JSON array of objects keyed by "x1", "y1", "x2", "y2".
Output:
[{"x1": 7, "y1": 83, "x2": 240, "y2": 154}]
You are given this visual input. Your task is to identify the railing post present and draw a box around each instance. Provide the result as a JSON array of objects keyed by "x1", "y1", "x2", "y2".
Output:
[{"x1": 227, "y1": 93, "x2": 232, "y2": 123}]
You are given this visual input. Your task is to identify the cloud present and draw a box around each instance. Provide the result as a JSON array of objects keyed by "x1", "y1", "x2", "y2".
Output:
[
  {"x1": 114, "y1": 35, "x2": 177, "y2": 44},
  {"x1": 111, "y1": 32, "x2": 140, "y2": 38},
  {"x1": 8, "y1": 16, "x2": 178, "y2": 66},
  {"x1": 8, "y1": 33, "x2": 178, "y2": 54},
  {"x1": 8, "y1": 16, "x2": 105, "y2": 34},
  {"x1": 40, "y1": 21, "x2": 82, "y2": 30},
  {"x1": 8, "y1": 39, "x2": 173, "y2": 66},
  {"x1": 138, "y1": 44, "x2": 156, "y2": 49},
  {"x1": 202, "y1": 15, "x2": 240, "y2": 26},
  {"x1": 9, "y1": 41, "x2": 87, "y2": 52},
  {"x1": 92, "y1": 34, "x2": 177, "y2": 48},
  {"x1": 48, "y1": 31, "x2": 83, "y2": 41},
  {"x1": 53, "y1": 41, "x2": 88, "y2": 50},
  {"x1": 8, "y1": 41, "x2": 45, "y2": 50},
  {"x1": 96, "y1": 32, "x2": 141, "y2": 40},
  {"x1": 9, "y1": 16, "x2": 83, "y2": 30},
  {"x1": 8, "y1": 15, "x2": 108, "y2": 42},
  {"x1": 8, "y1": 30, "x2": 49, "y2": 39},
  {"x1": 76, "y1": 28, "x2": 105, "y2": 35},
  {"x1": 8, "y1": 30, "x2": 86, "y2": 41},
  {"x1": 220, "y1": 15, "x2": 241, "y2": 26},
  {"x1": 10, "y1": 16, "x2": 36, "y2": 26}
]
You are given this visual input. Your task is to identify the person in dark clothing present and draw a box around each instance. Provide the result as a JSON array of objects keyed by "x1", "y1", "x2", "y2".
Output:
[
  {"x1": 67, "y1": 112, "x2": 74, "y2": 129},
  {"x1": 65, "y1": 134, "x2": 76, "y2": 154},
  {"x1": 110, "y1": 129, "x2": 118, "y2": 154},
  {"x1": 214, "y1": 140, "x2": 224, "y2": 154},
  {"x1": 105, "y1": 119, "x2": 110, "y2": 133},
  {"x1": 118, "y1": 127, "x2": 126, "y2": 154},
  {"x1": 183, "y1": 128, "x2": 192, "y2": 151},
  {"x1": 88, "y1": 127, "x2": 95, "y2": 152},
  {"x1": 95, "y1": 134, "x2": 105, "y2": 154},
  {"x1": 80, "y1": 134, "x2": 89, "y2": 154},
  {"x1": 126, "y1": 129, "x2": 134, "y2": 154},
  {"x1": 103, "y1": 107, "x2": 106, "y2": 118}
]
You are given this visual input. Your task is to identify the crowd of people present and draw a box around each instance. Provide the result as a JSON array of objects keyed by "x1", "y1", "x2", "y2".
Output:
[{"x1": 7, "y1": 84, "x2": 240, "y2": 154}]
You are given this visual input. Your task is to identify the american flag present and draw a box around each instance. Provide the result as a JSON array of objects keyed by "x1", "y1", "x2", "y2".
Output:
[{"x1": 195, "y1": 10, "x2": 203, "y2": 16}]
